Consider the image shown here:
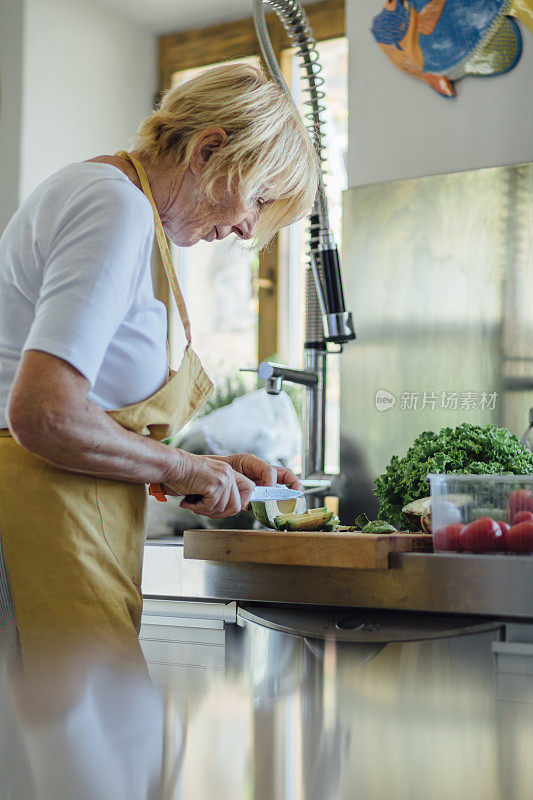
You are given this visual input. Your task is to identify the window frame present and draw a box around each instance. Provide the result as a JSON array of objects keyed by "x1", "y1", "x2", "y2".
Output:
[{"x1": 157, "y1": 0, "x2": 345, "y2": 362}]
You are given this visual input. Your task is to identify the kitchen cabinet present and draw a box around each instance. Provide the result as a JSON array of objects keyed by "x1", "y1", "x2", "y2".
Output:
[
  {"x1": 140, "y1": 599, "x2": 236, "y2": 691},
  {"x1": 493, "y1": 624, "x2": 533, "y2": 703}
]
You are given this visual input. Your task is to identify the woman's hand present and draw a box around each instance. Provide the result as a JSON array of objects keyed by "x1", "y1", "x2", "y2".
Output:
[
  {"x1": 208, "y1": 453, "x2": 303, "y2": 492},
  {"x1": 163, "y1": 451, "x2": 255, "y2": 518}
]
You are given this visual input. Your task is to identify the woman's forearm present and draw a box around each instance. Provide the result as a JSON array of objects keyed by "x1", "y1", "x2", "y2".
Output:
[
  {"x1": 8, "y1": 351, "x2": 255, "y2": 517},
  {"x1": 14, "y1": 395, "x2": 188, "y2": 485},
  {"x1": 7, "y1": 350, "x2": 187, "y2": 485}
]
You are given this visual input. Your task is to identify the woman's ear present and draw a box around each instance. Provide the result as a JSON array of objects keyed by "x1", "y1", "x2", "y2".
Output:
[{"x1": 189, "y1": 128, "x2": 227, "y2": 174}]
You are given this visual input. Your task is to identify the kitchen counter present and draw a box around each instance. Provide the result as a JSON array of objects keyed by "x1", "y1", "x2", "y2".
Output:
[{"x1": 142, "y1": 541, "x2": 533, "y2": 619}]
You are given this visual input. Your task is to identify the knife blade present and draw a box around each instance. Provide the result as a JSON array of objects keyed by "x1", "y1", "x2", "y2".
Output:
[
  {"x1": 249, "y1": 485, "x2": 303, "y2": 502},
  {"x1": 149, "y1": 482, "x2": 303, "y2": 505},
  {"x1": 186, "y1": 485, "x2": 304, "y2": 504}
]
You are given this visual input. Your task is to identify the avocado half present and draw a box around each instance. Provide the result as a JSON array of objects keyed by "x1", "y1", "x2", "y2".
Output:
[{"x1": 251, "y1": 496, "x2": 307, "y2": 529}]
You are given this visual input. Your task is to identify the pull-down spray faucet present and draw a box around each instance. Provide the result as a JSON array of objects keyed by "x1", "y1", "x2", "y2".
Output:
[
  {"x1": 251, "y1": 0, "x2": 355, "y2": 485},
  {"x1": 258, "y1": 362, "x2": 319, "y2": 396}
]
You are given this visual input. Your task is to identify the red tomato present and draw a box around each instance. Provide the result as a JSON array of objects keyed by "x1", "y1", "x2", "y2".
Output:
[
  {"x1": 460, "y1": 517, "x2": 502, "y2": 553},
  {"x1": 506, "y1": 489, "x2": 533, "y2": 524},
  {"x1": 512, "y1": 510, "x2": 533, "y2": 525},
  {"x1": 495, "y1": 521, "x2": 509, "y2": 550},
  {"x1": 433, "y1": 524, "x2": 464, "y2": 551},
  {"x1": 504, "y1": 521, "x2": 533, "y2": 553},
  {"x1": 498, "y1": 521, "x2": 510, "y2": 534}
]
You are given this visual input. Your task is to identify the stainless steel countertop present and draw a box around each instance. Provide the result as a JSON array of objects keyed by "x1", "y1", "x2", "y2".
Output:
[{"x1": 142, "y1": 541, "x2": 533, "y2": 619}]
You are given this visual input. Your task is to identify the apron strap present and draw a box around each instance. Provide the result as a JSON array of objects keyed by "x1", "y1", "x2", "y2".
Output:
[{"x1": 114, "y1": 150, "x2": 192, "y2": 346}]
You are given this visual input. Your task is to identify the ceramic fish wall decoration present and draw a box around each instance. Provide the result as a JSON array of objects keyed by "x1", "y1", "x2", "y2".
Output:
[{"x1": 371, "y1": 0, "x2": 533, "y2": 96}]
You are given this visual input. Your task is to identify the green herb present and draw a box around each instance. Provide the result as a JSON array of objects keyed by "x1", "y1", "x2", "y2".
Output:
[
  {"x1": 375, "y1": 423, "x2": 533, "y2": 530},
  {"x1": 361, "y1": 520, "x2": 398, "y2": 534}
]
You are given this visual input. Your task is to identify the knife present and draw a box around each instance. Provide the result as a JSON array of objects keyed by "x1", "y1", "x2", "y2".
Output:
[
  {"x1": 249, "y1": 485, "x2": 303, "y2": 502},
  {"x1": 149, "y1": 483, "x2": 303, "y2": 504}
]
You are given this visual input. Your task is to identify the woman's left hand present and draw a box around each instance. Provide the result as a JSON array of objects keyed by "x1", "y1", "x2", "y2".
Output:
[{"x1": 208, "y1": 453, "x2": 303, "y2": 492}]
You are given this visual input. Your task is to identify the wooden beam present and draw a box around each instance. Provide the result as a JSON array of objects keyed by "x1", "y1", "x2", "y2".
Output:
[{"x1": 159, "y1": 0, "x2": 345, "y2": 88}]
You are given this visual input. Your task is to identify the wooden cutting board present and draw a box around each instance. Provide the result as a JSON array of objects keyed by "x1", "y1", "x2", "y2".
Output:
[{"x1": 183, "y1": 529, "x2": 433, "y2": 570}]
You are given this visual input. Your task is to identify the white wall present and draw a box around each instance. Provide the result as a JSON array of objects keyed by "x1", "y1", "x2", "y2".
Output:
[
  {"x1": 20, "y1": 0, "x2": 156, "y2": 199},
  {"x1": 0, "y1": 0, "x2": 24, "y2": 232},
  {"x1": 347, "y1": 3, "x2": 533, "y2": 186}
]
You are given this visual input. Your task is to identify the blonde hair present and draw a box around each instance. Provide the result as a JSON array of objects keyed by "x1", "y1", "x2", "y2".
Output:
[{"x1": 134, "y1": 63, "x2": 318, "y2": 249}]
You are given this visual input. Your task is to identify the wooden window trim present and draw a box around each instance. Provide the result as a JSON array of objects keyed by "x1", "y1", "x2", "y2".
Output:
[
  {"x1": 157, "y1": 0, "x2": 345, "y2": 363},
  {"x1": 159, "y1": 0, "x2": 344, "y2": 87}
]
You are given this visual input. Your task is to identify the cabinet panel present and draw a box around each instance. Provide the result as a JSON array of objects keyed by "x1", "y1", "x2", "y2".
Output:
[
  {"x1": 140, "y1": 599, "x2": 234, "y2": 690},
  {"x1": 139, "y1": 623, "x2": 225, "y2": 644},
  {"x1": 140, "y1": 638, "x2": 225, "y2": 669},
  {"x1": 144, "y1": 662, "x2": 224, "y2": 691}
]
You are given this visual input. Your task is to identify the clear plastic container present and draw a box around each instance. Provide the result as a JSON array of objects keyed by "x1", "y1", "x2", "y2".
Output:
[{"x1": 428, "y1": 474, "x2": 533, "y2": 555}]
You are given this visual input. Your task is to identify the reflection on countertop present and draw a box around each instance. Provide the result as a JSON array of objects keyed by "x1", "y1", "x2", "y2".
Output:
[{"x1": 2, "y1": 617, "x2": 532, "y2": 800}]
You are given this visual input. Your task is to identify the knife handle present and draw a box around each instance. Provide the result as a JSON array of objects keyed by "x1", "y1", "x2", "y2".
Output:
[
  {"x1": 183, "y1": 494, "x2": 202, "y2": 504},
  {"x1": 149, "y1": 484, "x2": 202, "y2": 505}
]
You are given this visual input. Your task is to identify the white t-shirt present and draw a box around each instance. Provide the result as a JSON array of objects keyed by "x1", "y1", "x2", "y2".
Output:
[{"x1": 0, "y1": 162, "x2": 168, "y2": 429}]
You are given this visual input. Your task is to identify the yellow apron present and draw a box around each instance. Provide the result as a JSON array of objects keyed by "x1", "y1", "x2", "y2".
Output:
[{"x1": 0, "y1": 152, "x2": 214, "y2": 672}]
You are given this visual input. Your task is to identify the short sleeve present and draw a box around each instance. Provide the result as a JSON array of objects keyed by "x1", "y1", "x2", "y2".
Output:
[{"x1": 22, "y1": 178, "x2": 154, "y2": 386}]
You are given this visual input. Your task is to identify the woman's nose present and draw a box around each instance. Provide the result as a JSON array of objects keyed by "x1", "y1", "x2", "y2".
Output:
[{"x1": 233, "y1": 210, "x2": 259, "y2": 240}]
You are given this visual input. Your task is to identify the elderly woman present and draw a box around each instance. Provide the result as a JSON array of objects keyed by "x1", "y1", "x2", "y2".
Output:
[{"x1": 0, "y1": 63, "x2": 318, "y2": 674}]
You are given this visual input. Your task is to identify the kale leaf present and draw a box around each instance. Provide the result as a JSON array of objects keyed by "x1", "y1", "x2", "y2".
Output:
[{"x1": 374, "y1": 423, "x2": 533, "y2": 529}]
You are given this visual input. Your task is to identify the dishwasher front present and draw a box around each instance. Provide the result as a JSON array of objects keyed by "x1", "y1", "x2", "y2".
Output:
[{"x1": 218, "y1": 604, "x2": 533, "y2": 800}]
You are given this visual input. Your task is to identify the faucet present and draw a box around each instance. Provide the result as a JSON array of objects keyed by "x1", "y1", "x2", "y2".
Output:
[
  {"x1": 256, "y1": 360, "x2": 324, "y2": 484},
  {"x1": 240, "y1": 359, "x2": 328, "y2": 501},
  {"x1": 258, "y1": 362, "x2": 318, "y2": 396}
]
